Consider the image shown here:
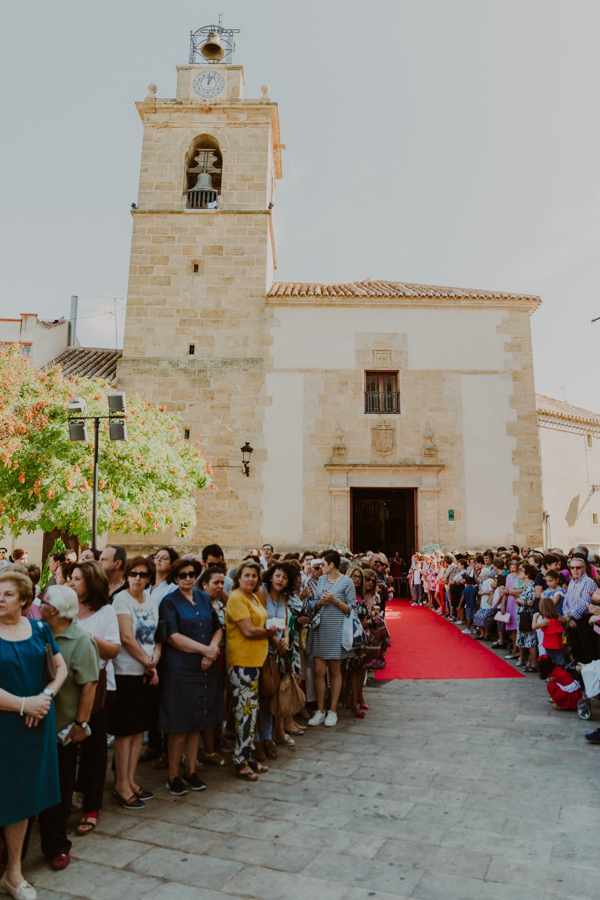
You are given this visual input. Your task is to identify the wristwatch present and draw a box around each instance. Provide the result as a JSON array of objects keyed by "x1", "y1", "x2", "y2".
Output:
[
  {"x1": 43, "y1": 689, "x2": 54, "y2": 698},
  {"x1": 333, "y1": 599, "x2": 341, "y2": 608},
  {"x1": 74, "y1": 720, "x2": 88, "y2": 729}
]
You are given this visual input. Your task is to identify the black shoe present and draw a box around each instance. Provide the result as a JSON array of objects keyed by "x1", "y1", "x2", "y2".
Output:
[
  {"x1": 134, "y1": 788, "x2": 154, "y2": 800},
  {"x1": 181, "y1": 772, "x2": 207, "y2": 791},
  {"x1": 166, "y1": 776, "x2": 188, "y2": 795},
  {"x1": 585, "y1": 729, "x2": 600, "y2": 744}
]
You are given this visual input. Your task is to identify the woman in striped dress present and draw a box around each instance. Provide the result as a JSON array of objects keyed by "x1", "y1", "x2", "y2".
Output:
[{"x1": 306, "y1": 550, "x2": 356, "y2": 727}]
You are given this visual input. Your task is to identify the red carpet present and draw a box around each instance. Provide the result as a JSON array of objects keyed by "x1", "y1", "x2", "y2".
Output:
[{"x1": 376, "y1": 599, "x2": 525, "y2": 680}]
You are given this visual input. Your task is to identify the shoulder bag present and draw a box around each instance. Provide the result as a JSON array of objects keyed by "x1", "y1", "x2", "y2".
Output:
[{"x1": 269, "y1": 658, "x2": 306, "y2": 718}]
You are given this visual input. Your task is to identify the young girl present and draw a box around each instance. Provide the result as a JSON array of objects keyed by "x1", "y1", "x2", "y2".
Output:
[
  {"x1": 538, "y1": 655, "x2": 582, "y2": 710},
  {"x1": 542, "y1": 570, "x2": 567, "y2": 616},
  {"x1": 533, "y1": 597, "x2": 565, "y2": 665}
]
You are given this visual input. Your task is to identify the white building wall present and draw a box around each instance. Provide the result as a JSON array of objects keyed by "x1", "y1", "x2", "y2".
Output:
[
  {"x1": 270, "y1": 307, "x2": 506, "y2": 371},
  {"x1": 460, "y1": 375, "x2": 519, "y2": 547},
  {"x1": 539, "y1": 422, "x2": 600, "y2": 551}
]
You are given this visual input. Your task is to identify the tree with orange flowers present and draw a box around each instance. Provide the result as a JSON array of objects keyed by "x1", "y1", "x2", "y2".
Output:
[{"x1": 0, "y1": 346, "x2": 212, "y2": 541}]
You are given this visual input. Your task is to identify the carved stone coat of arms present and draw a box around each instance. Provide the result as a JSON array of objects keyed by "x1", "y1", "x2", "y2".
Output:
[{"x1": 372, "y1": 421, "x2": 395, "y2": 455}]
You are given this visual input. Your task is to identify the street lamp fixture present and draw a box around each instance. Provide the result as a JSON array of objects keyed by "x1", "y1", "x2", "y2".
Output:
[
  {"x1": 67, "y1": 393, "x2": 128, "y2": 549},
  {"x1": 241, "y1": 442, "x2": 253, "y2": 476}
]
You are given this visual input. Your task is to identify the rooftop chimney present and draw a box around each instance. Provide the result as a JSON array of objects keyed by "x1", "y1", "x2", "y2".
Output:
[{"x1": 69, "y1": 295, "x2": 78, "y2": 347}]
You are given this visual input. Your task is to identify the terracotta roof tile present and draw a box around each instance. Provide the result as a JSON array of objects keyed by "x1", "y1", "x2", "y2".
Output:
[
  {"x1": 536, "y1": 393, "x2": 600, "y2": 427},
  {"x1": 267, "y1": 279, "x2": 541, "y2": 303},
  {"x1": 47, "y1": 347, "x2": 122, "y2": 385}
]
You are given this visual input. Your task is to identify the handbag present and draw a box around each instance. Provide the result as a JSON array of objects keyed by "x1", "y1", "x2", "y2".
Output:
[
  {"x1": 519, "y1": 608, "x2": 533, "y2": 631},
  {"x1": 494, "y1": 611, "x2": 511, "y2": 623},
  {"x1": 155, "y1": 620, "x2": 168, "y2": 644},
  {"x1": 342, "y1": 608, "x2": 367, "y2": 651},
  {"x1": 269, "y1": 660, "x2": 306, "y2": 717},
  {"x1": 45, "y1": 643, "x2": 57, "y2": 681},
  {"x1": 259, "y1": 654, "x2": 281, "y2": 697},
  {"x1": 91, "y1": 666, "x2": 107, "y2": 716}
]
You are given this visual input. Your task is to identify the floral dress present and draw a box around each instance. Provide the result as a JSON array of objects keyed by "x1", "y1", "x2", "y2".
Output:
[
  {"x1": 516, "y1": 582, "x2": 538, "y2": 648},
  {"x1": 349, "y1": 595, "x2": 391, "y2": 670}
]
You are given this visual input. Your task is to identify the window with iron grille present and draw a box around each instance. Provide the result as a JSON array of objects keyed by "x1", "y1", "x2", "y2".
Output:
[{"x1": 364, "y1": 372, "x2": 400, "y2": 414}]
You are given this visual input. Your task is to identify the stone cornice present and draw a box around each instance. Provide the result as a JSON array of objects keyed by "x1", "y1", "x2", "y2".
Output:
[
  {"x1": 130, "y1": 209, "x2": 271, "y2": 217},
  {"x1": 538, "y1": 415, "x2": 600, "y2": 437},
  {"x1": 325, "y1": 461, "x2": 445, "y2": 472},
  {"x1": 267, "y1": 296, "x2": 537, "y2": 311}
]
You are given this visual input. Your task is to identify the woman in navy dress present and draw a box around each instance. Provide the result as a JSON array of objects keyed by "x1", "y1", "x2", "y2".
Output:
[
  {"x1": 158, "y1": 558, "x2": 225, "y2": 796},
  {"x1": 0, "y1": 569, "x2": 67, "y2": 900}
]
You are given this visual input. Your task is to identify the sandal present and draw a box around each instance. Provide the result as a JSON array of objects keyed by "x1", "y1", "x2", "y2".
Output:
[
  {"x1": 274, "y1": 734, "x2": 295, "y2": 747},
  {"x1": 491, "y1": 642, "x2": 504, "y2": 649},
  {"x1": 76, "y1": 812, "x2": 98, "y2": 836},
  {"x1": 203, "y1": 752, "x2": 229, "y2": 766},
  {"x1": 234, "y1": 764, "x2": 258, "y2": 781},
  {"x1": 525, "y1": 666, "x2": 539, "y2": 673},
  {"x1": 247, "y1": 759, "x2": 269, "y2": 774},
  {"x1": 360, "y1": 704, "x2": 370, "y2": 710},
  {"x1": 353, "y1": 710, "x2": 366, "y2": 719},
  {"x1": 152, "y1": 753, "x2": 168, "y2": 770},
  {"x1": 138, "y1": 747, "x2": 161, "y2": 763},
  {"x1": 263, "y1": 739, "x2": 279, "y2": 759}
]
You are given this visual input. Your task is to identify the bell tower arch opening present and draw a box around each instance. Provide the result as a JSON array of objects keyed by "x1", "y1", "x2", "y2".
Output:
[{"x1": 184, "y1": 134, "x2": 223, "y2": 209}]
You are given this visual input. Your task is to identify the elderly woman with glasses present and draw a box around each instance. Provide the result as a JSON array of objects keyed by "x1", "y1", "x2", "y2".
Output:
[
  {"x1": 157, "y1": 559, "x2": 225, "y2": 795},
  {"x1": 109, "y1": 556, "x2": 160, "y2": 810}
]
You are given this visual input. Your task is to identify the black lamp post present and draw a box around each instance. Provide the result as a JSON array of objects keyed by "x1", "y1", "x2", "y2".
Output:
[
  {"x1": 67, "y1": 392, "x2": 128, "y2": 549},
  {"x1": 241, "y1": 442, "x2": 254, "y2": 476}
]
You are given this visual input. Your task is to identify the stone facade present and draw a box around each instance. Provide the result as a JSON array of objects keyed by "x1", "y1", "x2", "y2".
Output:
[{"x1": 115, "y1": 57, "x2": 544, "y2": 559}]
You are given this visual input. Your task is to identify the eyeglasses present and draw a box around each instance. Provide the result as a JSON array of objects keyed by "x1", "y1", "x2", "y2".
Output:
[
  {"x1": 570, "y1": 564, "x2": 585, "y2": 570},
  {"x1": 129, "y1": 571, "x2": 150, "y2": 579},
  {"x1": 154, "y1": 555, "x2": 170, "y2": 562},
  {"x1": 178, "y1": 571, "x2": 196, "y2": 580},
  {"x1": 40, "y1": 598, "x2": 55, "y2": 607}
]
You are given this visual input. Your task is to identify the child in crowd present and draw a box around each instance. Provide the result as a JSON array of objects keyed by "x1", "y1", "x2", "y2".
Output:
[
  {"x1": 472, "y1": 567, "x2": 495, "y2": 640},
  {"x1": 542, "y1": 570, "x2": 567, "y2": 616},
  {"x1": 460, "y1": 575, "x2": 479, "y2": 634},
  {"x1": 533, "y1": 597, "x2": 566, "y2": 665},
  {"x1": 538, "y1": 655, "x2": 582, "y2": 710}
]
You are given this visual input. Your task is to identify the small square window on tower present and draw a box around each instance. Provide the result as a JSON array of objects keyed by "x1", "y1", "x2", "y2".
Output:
[
  {"x1": 593, "y1": 513, "x2": 599, "y2": 525},
  {"x1": 184, "y1": 428, "x2": 190, "y2": 440},
  {"x1": 193, "y1": 263, "x2": 199, "y2": 274},
  {"x1": 188, "y1": 344, "x2": 195, "y2": 356},
  {"x1": 587, "y1": 434, "x2": 593, "y2": 449}
]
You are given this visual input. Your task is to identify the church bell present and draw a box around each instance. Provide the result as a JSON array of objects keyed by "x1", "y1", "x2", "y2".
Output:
[
  {"x1": 201, "y1": 30, "x2": 225, "y2": 60},
  {"x1": 187, "y1": 171, "x2": 219, "y2": 209}
]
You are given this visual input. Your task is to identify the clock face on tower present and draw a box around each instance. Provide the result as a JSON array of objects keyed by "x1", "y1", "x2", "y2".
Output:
[{"x1": 193, "y1": 71, "x2": 225, "y2": 98}]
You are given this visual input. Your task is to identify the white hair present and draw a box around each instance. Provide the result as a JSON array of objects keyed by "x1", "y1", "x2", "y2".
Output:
[{"x1": 46, "y1": 584, "x2": 79, "y2": 619}]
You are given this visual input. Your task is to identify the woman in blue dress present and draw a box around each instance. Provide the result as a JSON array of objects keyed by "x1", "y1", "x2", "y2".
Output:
[
  {"x1": 0, "y1": 569, "x2": 67, "y2": 900},
  {"x1": 158, "y1": 558, "x2": 225, "y2": 796}
]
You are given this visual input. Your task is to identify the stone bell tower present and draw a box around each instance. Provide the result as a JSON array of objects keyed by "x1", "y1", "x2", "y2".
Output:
[{"x1": 117, "y1": 23, "x2": 284, "y2": 553}]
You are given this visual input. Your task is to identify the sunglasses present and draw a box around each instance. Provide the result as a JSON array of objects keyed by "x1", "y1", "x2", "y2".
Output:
[
  {"x1": 129, "y1": 571, "x2": 150, "y2": 579},
  {"x1": 570, "y1": 565, "x2": 585, "y2": 570},
  {"x1": 178, "y1": 571, "x2": 196, "y2": 579}
]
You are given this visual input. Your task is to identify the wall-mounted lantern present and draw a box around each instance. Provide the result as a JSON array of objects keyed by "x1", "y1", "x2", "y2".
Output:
[{"x1": 241, "y1": 442, "x2": 253, "y2": 477}]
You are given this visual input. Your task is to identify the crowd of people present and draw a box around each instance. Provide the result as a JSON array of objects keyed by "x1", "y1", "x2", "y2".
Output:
[
  {"x1": 407, "y1": 544, "x2": 600, "y2": 715},
  {"x1": 0, "y1": 541, "x2": 392, "y2": 899},
  {"x1": 5, "y1": 536, "x2": 600, "y2": 899}
]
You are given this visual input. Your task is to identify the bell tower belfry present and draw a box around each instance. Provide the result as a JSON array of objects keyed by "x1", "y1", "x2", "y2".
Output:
[{"x1": 117, "y1": 23, "x2": 284, "y2": 553}]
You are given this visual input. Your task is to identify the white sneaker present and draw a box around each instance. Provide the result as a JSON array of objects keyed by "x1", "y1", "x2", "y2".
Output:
[
  {"x1": 307, "y1": 710, "x2": 327, "y2": 726},
  {"x1": 462, "y1": 628, "x2": 471, "y2": 634},
  {"x1": 324, "y1": 711, "x2": 338, "y2": 727},
  {"x1": 0, "y1": 875, "x2": 37, "y2": 900}
]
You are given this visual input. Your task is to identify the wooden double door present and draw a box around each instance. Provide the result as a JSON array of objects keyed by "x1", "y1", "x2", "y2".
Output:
[{"x1": 350, "y1": 488, "x2": 417, "y2": 562}]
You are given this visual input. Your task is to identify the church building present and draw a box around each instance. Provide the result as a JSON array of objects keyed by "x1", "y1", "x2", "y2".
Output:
[{"x1": 116, "y1": 28, "x2": 544, "y2": 560}]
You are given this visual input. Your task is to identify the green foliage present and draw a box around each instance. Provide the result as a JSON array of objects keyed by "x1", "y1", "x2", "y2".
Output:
[
  {"x1": 0, "y1": 347, "x2": 213, "y2": 541},
  {"x1": 39, "y1": 537, "x2": 67, "y2": 590},
  {"x1": 421, "y1": 541, "x2": 445, "y2": 555}
]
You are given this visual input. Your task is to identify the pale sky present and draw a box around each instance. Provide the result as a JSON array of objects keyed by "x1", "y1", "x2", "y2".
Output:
[{"x1": 1, "y1": 1, "x2": 599, "y2": 409}]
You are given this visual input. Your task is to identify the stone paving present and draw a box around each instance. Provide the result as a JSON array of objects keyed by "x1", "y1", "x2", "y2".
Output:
[{"x1": 26, "y1": 673, "x2": 600, "y2": 900}]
